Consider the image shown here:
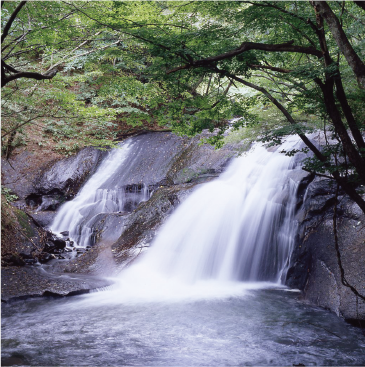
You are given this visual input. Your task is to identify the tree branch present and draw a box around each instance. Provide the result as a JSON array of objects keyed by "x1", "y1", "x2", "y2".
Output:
[
  {"x1": 245, "y1": 1, "x2": 318, "y2": 33},
  {"x1": 312, "y1": 1, "x2": 365, "y2": 89},
  {"x1": 1, "y1": 1, "x2": 27, "y2": 44},
  {"x1": 248, "y1": 64, "x2": 292, "y2": 73},
  {"x1": 212, "y1": 67, "x2": 326, "y2": 160},
  {"x1": 1, "y1": 68, "x2": 58, "y2": 88},
  {"x1": 167, "y1": 41, "x2": 322, "y2": 74},
  {"x1": 1, "y1": 1, "x2": 5, "y2": 8}
]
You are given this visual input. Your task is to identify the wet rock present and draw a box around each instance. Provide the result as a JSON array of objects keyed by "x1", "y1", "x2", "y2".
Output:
[
  {"x1": 111, "y1": 183, "x2": 200, "y2": 267},
  {"x1": 286, "y1": 177, "x2": 365, "y2": 321},
  {"x1": 17, "y1": 252, "x2": 37, "y2": 265},
  {"x1": 32, "y1": 147, "x2": 105, "y2": 200},
  {"x1": 1, "y1": 353, "x2": 30, "y2": 366},
  {"x1": 95, "y1": 132, "x2": 239, "y2": 191},
  {"x1": 27, "y1": 211, "x2": 57, "y2": 227},
  {"x1": 53, "y1": 239, "x2": 66, "y2": 249},
  {"x1": 1, "y1": 150, "x2": 55, "y2": 200},
  {"x1": 1, "y1": 266, "x2": 112, "y2": 302},
  {"x1": 2, "y1": 146, "x2": 104, "y2": 215},
  {"x1": 89, "y1": 212, "x2": 128, "y2": 247},
  {"x1": 60, "y1": 231, "x2": 69, "y2": 236},
  {"x1": 1, "y1": 254, "x2": 26, "y2": 267},
  {"x1": 37, "y1": 253, "x2": 56, "y2": 264},
  {"x1": 42, "y1": 234, "x2": 67, "y2": 256}
]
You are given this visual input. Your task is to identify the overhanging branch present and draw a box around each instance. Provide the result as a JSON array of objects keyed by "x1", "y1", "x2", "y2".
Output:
[
  {"x1": 167, "y1": 40, "x2": 322, "y2": 74},
  {"x1": 1, "y1": 66, "x2": 58, "y2": 87}
]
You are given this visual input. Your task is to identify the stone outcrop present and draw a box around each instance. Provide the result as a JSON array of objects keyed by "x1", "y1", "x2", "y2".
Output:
[
  {"x1": 1, "y1": 132, "x2": 241, "y2": 300},
  {"x1": 286, "y1": 176, "x2": 365, "y2": 322},
  {"x1": 48, "y1": 132, "x2": 241, "y2": 273},
  {"x1": 27, "y1": 147, "x2": 105, "y2": 211},
  {"x1": 1, "y1": 266, "x2": 111, "y2": 302},
  {"x1": 2, "y1": 131, "x2": 364, "y2": 326}
]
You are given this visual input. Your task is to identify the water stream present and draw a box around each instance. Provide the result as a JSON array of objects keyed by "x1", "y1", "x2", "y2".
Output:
[
  {"x1": 51, "y1": 140, "x2": 150, "y2": 248},
  {"x1": 125, "y1": 136, "x2": 302, "y2": 285},
  {"x1": 2, "y1": 135, "x2": 365, "y2": 366}
]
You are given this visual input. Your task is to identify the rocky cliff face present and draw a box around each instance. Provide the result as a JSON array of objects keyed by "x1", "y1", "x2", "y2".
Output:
[
  {"x1": 1, "y1": 131, "x2": 242, "y2": 299},
  {"x1": 48, "y1": 131, "x2": 240, "y2": 276},
  {"x1": 286, "y1": 176, "x2": 365, "y2": 323}
]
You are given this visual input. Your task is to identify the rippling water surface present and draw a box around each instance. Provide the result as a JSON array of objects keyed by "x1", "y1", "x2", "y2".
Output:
[{"x1": 2, "y1": 285, "x2": 365, "y2": 366}]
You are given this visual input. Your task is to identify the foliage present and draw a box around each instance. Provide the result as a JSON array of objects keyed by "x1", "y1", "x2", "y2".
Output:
[
  {"x1": 1, "y1": 186, "x2": 18, "y2": 203},
  {"x1": 83, "y1": 0, "x2": 364, "y2": 211},
  {"x1": 1, "y1": 1, "x2": 365, "y2": 212}
]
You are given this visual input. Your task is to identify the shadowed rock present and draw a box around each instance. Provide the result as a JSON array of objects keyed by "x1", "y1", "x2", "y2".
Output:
[{"x1": 286, "y1": 177, "x2": 365, "y2": 321}]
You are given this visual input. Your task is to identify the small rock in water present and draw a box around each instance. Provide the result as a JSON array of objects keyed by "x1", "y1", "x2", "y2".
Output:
[
  {"x1": 53, "y1": 239, "x2": 66, "y2": 249},
  {"x1": 24, "y1": 258, "x2": 37, "y2": 265},
  {"x1": 60, "y1": 231, "x2": 69, "y2": 236},
  {"x1": 38, "y1": 253, "x2": 56, "y2": 263}
]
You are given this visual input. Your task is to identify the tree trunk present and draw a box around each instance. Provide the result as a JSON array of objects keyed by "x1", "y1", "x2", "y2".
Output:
[{"x1": 312, "y1": 1, "x2": 365, "y2": 89}]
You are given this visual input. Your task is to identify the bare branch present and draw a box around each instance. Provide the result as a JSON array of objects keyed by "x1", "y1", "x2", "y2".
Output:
[{"x1": 248, "y1": 64, "x2": 292, "y2": 73}]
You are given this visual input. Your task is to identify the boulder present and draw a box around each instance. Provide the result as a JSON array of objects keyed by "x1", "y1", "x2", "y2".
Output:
[
  {"x1": 286, "y1": 177, "x2": 365, "y2": 322},
  {"x1": 25, "y1": 147, "x2": 105, "y2": 210},
  {"x1": 1, "y1": 266, "x2": 112, "y2": 302}
]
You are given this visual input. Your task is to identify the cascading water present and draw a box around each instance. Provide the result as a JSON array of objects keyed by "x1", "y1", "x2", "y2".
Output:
[
  {"x1": 4, "y1": 134, "x2": 365, "y2": 367},
  {"x1": 52, "y1": 134, "x2": 303, "y2": 285},
  {"x1": 50, "y1": 140, "x2": 149, "y2": 248},
  {"x1": 94, "y1": 135, "x2": 305, "y2": 303},
  {"x1": 136, "y1": 139, "x2": 300, "y2": 281}
]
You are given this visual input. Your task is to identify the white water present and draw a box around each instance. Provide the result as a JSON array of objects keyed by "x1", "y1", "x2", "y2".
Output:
[
  {"x1": 51, "y1": 135, "x2": 303, "y2": 303},
  {"x1": 83, "y1": 135, "x2": 304, "y2": 304},
  {"x1": 5, "y1": 137, "x2": 365, "y2": 367},
  {"x1": 50, "y1": 141, "x2": 149, "y2": 248}
]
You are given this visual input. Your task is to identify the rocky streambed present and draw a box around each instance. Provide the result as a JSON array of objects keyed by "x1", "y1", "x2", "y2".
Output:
[
  {"x1": 1, "y1": 132, "x2": 240, "y2": 300},
  {"x1": 1, "y1": 131, "x2": 365, "y2": 326}
]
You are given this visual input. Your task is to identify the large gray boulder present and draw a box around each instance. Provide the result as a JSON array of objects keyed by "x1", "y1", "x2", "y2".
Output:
[
  {"x1": 2, "y1": 146, "x2": 104, "y2": 213},
  {"x1": 28, "y1": 147, "x2": 105, "y2": 210},
  {"x1": 286, "y1": 177, "x2": 365, "y2": 322}
]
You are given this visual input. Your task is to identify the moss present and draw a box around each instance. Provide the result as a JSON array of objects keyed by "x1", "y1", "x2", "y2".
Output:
[
  {"x1": 1, "y1": 199, "x2": 16, "y2": 231},
  {"x1": 15, "y1": 209, "x2": 36, "y2": 238},
  {"x1": 1, "y1": 200, "x2": 16, "y2": 256}
]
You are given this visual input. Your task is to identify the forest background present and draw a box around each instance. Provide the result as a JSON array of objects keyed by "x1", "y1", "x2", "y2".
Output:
[{"x1": 2, "y1": 0, "x2": 365, "y2": 216}]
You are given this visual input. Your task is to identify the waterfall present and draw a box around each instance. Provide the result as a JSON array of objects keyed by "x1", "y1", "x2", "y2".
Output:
[
  {"x1": 52, "y1": 133, "x2": 304, "y2": 301},
  {"x1": 50, "y1": 140, "x2": 149, "y2": 247},
  {"x1": 120, "y1": 135, "x2": 302, "y2": 288}
]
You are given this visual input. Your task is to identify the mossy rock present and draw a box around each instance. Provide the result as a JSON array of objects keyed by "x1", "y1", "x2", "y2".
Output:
[{"x1": 15, "y1": 209, "x2": 36, "y2": 238}]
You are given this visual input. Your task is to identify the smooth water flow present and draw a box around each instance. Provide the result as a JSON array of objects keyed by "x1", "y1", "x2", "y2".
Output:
[
  {"x1": 110, "y1": 135, "x2": 302, "y2": 297},
  {"x1": 3, "y1": 135, "x2": 365, "y2": 366},
  {"x1": 51, "y1": 141, "x2": 149, "y2": 247},
  {"x1": 52, "y1": 135, "x2": 303, "y2": 290}
]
